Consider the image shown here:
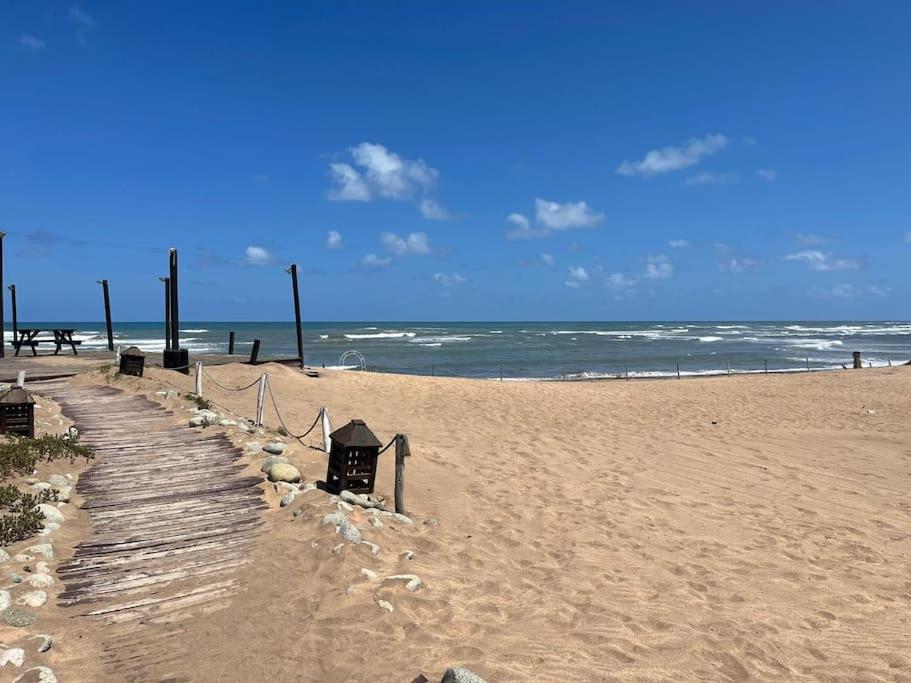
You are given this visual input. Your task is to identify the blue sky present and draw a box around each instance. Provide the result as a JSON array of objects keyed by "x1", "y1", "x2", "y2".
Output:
[{"x1": 2, "y1": 1, "x2": 909, "y2": 321}]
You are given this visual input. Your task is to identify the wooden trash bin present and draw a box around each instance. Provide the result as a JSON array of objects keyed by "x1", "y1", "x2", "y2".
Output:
[
  {"x1": 326, "y1": 419, "x2": 383, "y2": 494},
  {"x1": 119, "y1": 346, "x2": 146, "y2": 377},
  {"x1": 0, "y1": 387, "x2": 36, "y2": 438}
]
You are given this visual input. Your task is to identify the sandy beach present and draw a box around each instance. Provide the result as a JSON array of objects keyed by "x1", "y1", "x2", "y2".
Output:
[{"x1": 5, "y1": 361, "x2": 904, "y2": 682}]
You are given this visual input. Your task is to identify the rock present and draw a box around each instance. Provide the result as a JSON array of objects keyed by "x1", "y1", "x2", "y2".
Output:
[
  {"x1": 35, "y1": 504, "x2": 63, "y2": 525},
  {"x1": 35, "y1": 562, "x2": 50, "y2": 574},
  {"x1": 56, "y1": 486, "x2": 72, "y2": 503},
  {"x1": 246, "y1": 442, "x2": 264, "y2": 455},
  {"x1": 11, "y1": 575, "x2": 22, "y2": 584},
  {"x1": 267, "y1": 463, "x2": 302, "y2": 484},
  {"x1": 17, "y1": 591, "x2": 48, "y2": 607},
  {"x1": 30, "y1": 635, "x2": 53, "y2": 653},
  {"x1": 238, "y1": 422, "x2": 256, "y2": 434},
  {"x1": 360, "y1": 568, "x2": 378, "y2": 581},
  {"x1": 360, "y1": 541, "x2": 381, "y2": 556},
  {"x1": 273, "y1": 481, "x2": 299, "y2": 495},
  {"x1": 263, "y1": 441, "x2": 286, "y2": 455},
  {"x1": 0, "y1": 590, "x2": 10, "y2": 611},
  {"x1": 337, "y1": 501, "x2": 354, "y2": 512},
  {"x1": 165, "y1": 389, "x2": 179, "y2": 399},
  {"x1": 30, "y1": 482, "x2": 52, "y2": 492},
  {"x1": 37, "y1": 523, "x2": 59, "y2": 537},
  {"x1": 321, "y1": 511, "x2": 347, "y2": 528},
  {"x1": 0, "y1": 647, "x2": 25, "y2": 668},
  {"x1": 1, "y1": 607, "x2": 37, "y2": 627},
  {"x1": 188, "y1": 416, "x2": 206, "y2": 427},
  {"x1": 441, "y1": 668, "x2": 487, "y2": 683},
  {"x1": 13, "y1": 667, "x2": 58, "y2": 683},
  {"x1": 377, "y1": 511, "x2": 413, "y2": 525},
  {"x1": 25, "y1": 544, "x2": 53, "y2": 560},
  {"x1": 401, "y1": 550, "x2": 415, "y2": 561},
  {"x1": 259, "y1": 454, "x2": 286, "y2": 472},
  {"x1": 14, "y1": 554, "x2": 32, "y2": 563},
  {"x1": 218, "y1": 419, "x2": 237, "y2": 426},
  {"x1": 26, "y1": 478, "x2": 38, "y2": 485},
  {"x1": 26, "y1": 574, "x2": 53, "y2": 589},
  {"x1": 279, "y1": 493, "x2": 297, "y2": 507},
  {"x1": 423, "y1": 517, "x2": 440, "y2": 528},
  {"x1": 368, "y1": 516, "x2": 384, "y2": 528},
  {"x1": 321, "y1": 511, "x2": 362, "y2": 544},
  {"x1": 385, "y1": 574, "x2": 423, "y2": 592},
  {"x1": 341, "y1": 490, "x2": 386, "y2": 511},
  {"x1": 47, "y1": 475, "x2": 69, "y2": 488},
  {"x1": 0, "y1": 548, "x2": 9, "y2": 562},
  {"x1": 376, "y1": 599, "x2": 394, "y2": 613}
]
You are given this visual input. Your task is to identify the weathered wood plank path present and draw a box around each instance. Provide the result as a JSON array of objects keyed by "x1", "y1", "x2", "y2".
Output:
[{"x1": 34, "y1": 380, "x2": 266, "y2": 680}]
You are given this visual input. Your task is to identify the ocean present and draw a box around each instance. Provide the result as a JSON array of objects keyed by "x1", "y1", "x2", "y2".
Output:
[{"x1": 10, "y1": 321, "x2": 911, "y2": 380}]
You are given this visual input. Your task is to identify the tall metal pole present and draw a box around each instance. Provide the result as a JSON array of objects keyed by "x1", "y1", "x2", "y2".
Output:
[
  {"x1": 159, "y1": 277, "x2": 171, "y2": 351},
  {"x1": 97, "y1": 279, "x2": 114, "y2": 351},
  {"x1": 288, "y1": 263, "x2": 304, "y2": 369},
  {"x1": 168, "y1": 248, "x2": 179, "y2": 350},
  {"x1": 0, "y1": 231, "x2": 5, "y2": 359},
  {"x1": 7, "y1": 285, "x2": 17, "y2": 343}
]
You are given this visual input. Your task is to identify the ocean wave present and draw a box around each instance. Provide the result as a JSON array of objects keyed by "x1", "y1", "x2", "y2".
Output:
[
  {"x1": 489, "y1": 330, "x2": 503, "y2": 334},
  {"x1": 180, "y1": 329, "x2": 208, "y2": 333},
  {"x1": 408, "y1": 336, "x2": 471, "y2": 344},
  {"x1": 416, "y1": 342, "x2": 442, "y2": 347},
  {"x1": 319, "y1": 335, "x2": 329, "y2": 339},
  {"x1": 344, "y1": 332, "x2": 416, "y2": 340},
  {"x1": 698, "y1": 336, "x2": 723, "y2": 342},
  {"x1": 780, "y1": 339, "x2": 844, "y2": 351}
]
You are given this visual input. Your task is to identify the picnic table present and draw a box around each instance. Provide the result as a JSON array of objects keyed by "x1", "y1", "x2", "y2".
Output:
[{"x1": 10, "y1": 329, "x2": 82, "y2": 356}]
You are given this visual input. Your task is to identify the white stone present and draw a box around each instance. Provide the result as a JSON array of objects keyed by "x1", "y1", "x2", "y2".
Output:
[
  {"x1": 385, "y1": 574, "x2": 423, "y2": 592},
  {"x1": 27, "y1": 574, "x2": 54, "y2": 589},
  {"x1": 56, "y1": 486, "x2": 72, "y2": 503},
  {"x1": 13, "y1": 667, "x2": 58, "y2": 683},
  {"x1": 188, "y1": 416, "x2": 206, "y2": 427},
  {"x1": 368, "y1": 516, "x2": 384, "y2": 528},
  {"x1": 13, "y1": 554, "x2": 32, "y2": 563},
  {"x1": 31, "y1": 482, "x2": 52, "y2": 492},
  {"x1": 0, "y1": 647, "x2": 25, "y2": 668},
  {"x1": 360, "y1": 541, "x2": 381, "y2": 556},
  {"x1": 35, "y1": 504, "x2": 64, "y2": 525},
  {"x1": 30, "y1": 635, "x2": 53, "y2": 653},
  {"x1": 377, "y1": 599, "x2": 394, "y2": 613},
  {"x1": 263, "y1": 441, "x2": 286, "y2": 455},
  {"x1": 267, "y1": 463, "x2": 302, "y2": 484},
  {"x1": 441, "y1": 668, "x2": 488, "y2": 683},
  {"x1": 35, "y1": 561, "x2": 50, "y2": 574},
  {"x1": 17, "y1": 590, "x2": 48, "y2": 607},
  {"x1": 47, "y1": 474, "x2": 69, "y2": 488},
  {"x1": 218, "y1": 419, "x2": 237, "y2": 426},
  {"x1": 279, "y1": 493, "x2": 296, "y2": 507},
  {"x1": 0, "y1": 548, "x2": 9, "y2": 562},
  {"x1": 401, "y1": 550, "x2": 415, "y2": 561},
  {"x1": 259, "y1": 455, "x2": 285, "y2": 472},
  {"x1": 360, "y1": 568, "x2": 378, "y2": 581},
  {"x1": 25, "y1": 544, "x2": 53, "y2": 560},
  {"x1": 0, "y1": 589, "x2": 11, "y2": 611},
  {"x1": 337, "y1": 501, "x2": 354, "y2": 512}
]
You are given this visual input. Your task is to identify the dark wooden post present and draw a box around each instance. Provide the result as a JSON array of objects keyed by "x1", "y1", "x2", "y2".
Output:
[
  {"x1": 852, "y1": 351, "x2": 862, "y2": 369},
  {"x1": 7, "y1": 285, "x2": 17, "y2": 343},
  {"x1": 98, "y1": 279, "x2": 114, "y2": 351},
  {"x1": 676, "y1": 361, "x2": 680, "y2": 379},
  {"x1": 250, "y1": 339, "x2": 261, "y2": 364},
  {"x1": 159, "y1": 277, "x2": 171, "y2": 351},
  {"x1": 168, "y1": 248, "x2": 180, "y2": 350},
  {"x1": 764, "y1": 359, "x2": 768, "y2": 374},
  {"x1": 0, "y1": 231, "x2": 5, "y2": 359},
  {"x1": 394, "y1": 433, "x2": 411, "y2": 516},
  {"x1": 228, "y1": 331, "x2": 235, "y2": 355},
  {"x1": 288, "y1": 263, "x2": 304, "y2": 370}
]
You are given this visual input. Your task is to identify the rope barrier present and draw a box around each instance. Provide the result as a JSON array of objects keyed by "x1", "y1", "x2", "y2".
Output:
[
  {"x1": 201, "y1": 366, "x2": 261, "y2": 392},
  {"x1": 264, "y1": 375, "x2": 322, "y2": 441},
  {"x1": 377, "y1": 435, "x2": 398, "y2": 456}
]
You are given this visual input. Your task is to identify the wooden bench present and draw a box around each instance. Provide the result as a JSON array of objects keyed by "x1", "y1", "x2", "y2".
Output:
[{"x1": 11, "y1": 329, "x2": 82, "y2": 356}]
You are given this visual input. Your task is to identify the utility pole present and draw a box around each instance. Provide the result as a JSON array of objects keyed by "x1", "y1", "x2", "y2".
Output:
[{"x1": 97, "y1": 279, "x2": 114, "y2": 351}]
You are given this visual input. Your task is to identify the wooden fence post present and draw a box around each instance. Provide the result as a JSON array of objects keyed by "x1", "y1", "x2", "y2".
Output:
[
  {"x1": 394, "y1": 433, "x2": 411, "y2": 516},
  {"x1": 250, "y1": 339, "x2": 261, "y2": 364},
  {"x1": 255, "y1": 374, "x2": 267, "y2": 427},
  {"x1": 228, "y1": 331, "x2": 235, "y2": 355},
  {"x1": 676, "y1": 361, "x2": 680, "y2": 379},
  {"x1": 321, "y1": 406, "x2": 332, "y2": 454},
  {"x1": 195, "y1": 362, "x2": 203, "y2": 396}
]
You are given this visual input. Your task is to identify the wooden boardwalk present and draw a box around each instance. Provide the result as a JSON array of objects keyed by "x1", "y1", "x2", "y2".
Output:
[{"x1": 33, "y1": 379, "x2": 266, "y2": 680}]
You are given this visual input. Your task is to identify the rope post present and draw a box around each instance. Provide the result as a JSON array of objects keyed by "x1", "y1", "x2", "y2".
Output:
[
  {"x1": 727, "y1": 361, "x2": 731, "y2": 376},
  {"x1": 115, "y1": 345, "x2": 122, "y2": 364},
  {"x1": 676, "y1": 361, "x2": 680, "y2": 379},
  {"x1": 321, "y1": 406, "x2": 332, "y2": 454},
  {"x1": 431, "y1": 363, "x2": 435, "y2": 377},
  {"x1": 562, "y1": 367, "x2": 565, "y2": 381},
  {"x1": 625, "y1": 366, "x2": 629, "y2": 381},
  {"x1": 806, "y1": 357, "x2": 810, "y2": 372},
  {"x1": 15, "y1": 370, "x2": 25, "y2": 388},
  {"x1": 255, "y1": 374, "x2": 267, "y2": 427},
  {"x1": 228, "y1": 331, "x2": 235, "y2": 355},
  {"x1": 250, "y1": 339, "x2": 261, "y2": 364},
  {"x1": 499, "y1": 364, "x2": 503, "y2": 381},
  {"x1": 394, "y1": 433, "x2": 411, "y2": 516},
  {"x1": 195, "y1": 361, "x2": 203, "y2": 396},
  {"x1": 764, "y1": 359, "x2": 768, "y2": 374}
]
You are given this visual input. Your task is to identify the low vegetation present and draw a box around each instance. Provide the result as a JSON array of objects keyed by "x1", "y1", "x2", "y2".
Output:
[{"x1": 0, "y1": 434, "x2": 94, "y2": 546}]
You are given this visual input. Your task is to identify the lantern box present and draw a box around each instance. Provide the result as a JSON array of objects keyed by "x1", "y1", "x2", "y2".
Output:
[
  {"x1": 0, "y1": 387, "x2": 36, "y2": 438},
  {"x1": 119, "y1": 346, "x2": 146, "y2": 377},
  {"x1": 326, "y1": 419, "x2": 382, "y2": 494}
]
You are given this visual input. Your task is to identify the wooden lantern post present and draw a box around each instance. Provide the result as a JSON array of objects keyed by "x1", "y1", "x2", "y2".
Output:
[
  {"x1": 288, "y1": 263, "x2": 304, "y2": 370},
  {"x1": 98, "y1": 279, "x2": 114, "y2": 351}
]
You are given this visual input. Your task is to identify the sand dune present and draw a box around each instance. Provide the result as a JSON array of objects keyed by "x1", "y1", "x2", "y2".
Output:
[{"x1": 40, "y1": 363, "x2": 911, "y2": 680}]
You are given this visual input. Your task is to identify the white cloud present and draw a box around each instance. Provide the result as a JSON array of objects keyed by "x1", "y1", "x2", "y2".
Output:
[
  {"x1": 68, "y1": 5, "x2": 96, "y2": 27},
  {"x1": 329, "y1": 142, "x2": 438, "y2": 204},
  {"x1": 905, "y1": 231, "x2": 911, "y2": 244},
  {"x1": 540, "y1": 253, "x2": 554, "y2": 266},
  {"x1": 244, "y1": 245, "x2": 271, "y2": 266},
  {"x1": 793, "y1": 233, "x2": 827, "y2": 246},
  {"x1": 433, "y1": 272, "x2": 466, "y2": 287},
  {"x1": 380, "y1": 231, "x2": 431, "y2": 255},
  {"x1": 758, "y1": 169, "x2": 777, "y2": 181},
  {"x1": 505, "y1": 212, "x2": 548, "y2": 240},
  {"x1": 564, "y1": 266, "x2": 590, "y2": 288},
  {"x1": 617, "y1": 134, "x2": 728, "y2": 177},
  {"x1": 420, "y1": 198, "x2": 453, "y2": 221},
  {"x1": 606, "y1": 272, "x2": 637, "y2": 289},
  {"x1": 686, "y1": 171, "x2": 738, "y2": 185},
  {"x1": 326, "y1": 230, "x2": 343, "y2": 249},
  {"x1": 535, "y1": 198, "x2": 603, "y2": 230},
  {"x1": 743, "y1": 136, "x2": 758, "y2": 145},
  {"x1": 785, "y1": 250, "x2": 860, "y2": 272},
  {"x1": 668, "y1": 239, "x2": 689, "y2": 248},
  {"x1": 643, "y1": 254, "x2": 673, "y2": 279},
  {"x1": 721, "y1": 256, "x2": 763, "y2": 273},
  {"x1": 360, "y1": 253, "x2": 391, "y2": 269},
  {"x1": 20, "y1": 34, "x2": 45, "y2": 51},
  {"x1": 831, "y1": 284, "x2": 891, "y2": 298}
]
